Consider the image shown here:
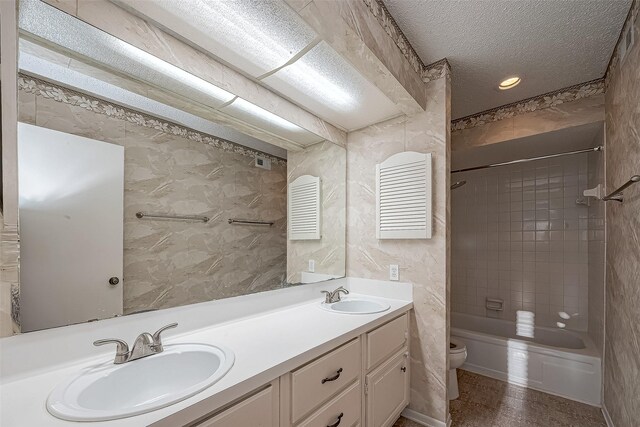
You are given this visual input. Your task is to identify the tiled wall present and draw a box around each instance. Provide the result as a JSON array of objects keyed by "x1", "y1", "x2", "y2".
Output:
[
  {"x1": 587, "y1": 149, "x2": 605, "y2": 354},
  {"x1": 18, "y1": 85, "x2": 287, "y2": 315},
  {"x1": 452, "y1": 154, "x2": 592, "y2": 331}
]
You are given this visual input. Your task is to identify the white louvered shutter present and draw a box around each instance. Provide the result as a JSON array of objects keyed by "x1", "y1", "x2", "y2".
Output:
[
  {"x1": 288, "y1": 175, "x2": 321, "y2": 240},
  {"x1": 376, "y1": 151, "x2": 432, "y2": 239}
]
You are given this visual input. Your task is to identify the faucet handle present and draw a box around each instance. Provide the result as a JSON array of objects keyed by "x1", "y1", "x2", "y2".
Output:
[
  {"x1": 151, "y1": 322, "x2": 178, "y2": 350},
  {"x1": 321, "y1": 290, "x2": 332, "y2": 303},
  {"x1": 93, "y1": 338, "x2": 130, "y2": 364}
]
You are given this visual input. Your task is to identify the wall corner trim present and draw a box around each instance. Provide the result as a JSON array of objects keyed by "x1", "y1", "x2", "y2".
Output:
[{"x1": 602, "y1": 404, "x2": 615, "y2": 427}]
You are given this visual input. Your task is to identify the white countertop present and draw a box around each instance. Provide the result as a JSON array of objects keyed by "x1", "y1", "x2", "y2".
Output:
[{"x1": 0, "y1": 278, "x2": 412, "y2": 426}]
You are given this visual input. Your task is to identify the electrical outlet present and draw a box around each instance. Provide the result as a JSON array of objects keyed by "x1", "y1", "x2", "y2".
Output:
[
  {"x1": 389, "y1": 264, "x2": 399, "y2": 281},
  {"x1": 308, "y1": 259, "x2": 315, "y2": 273}
]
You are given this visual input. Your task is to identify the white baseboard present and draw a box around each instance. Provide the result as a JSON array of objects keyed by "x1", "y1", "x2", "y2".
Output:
[
  {"x1": 602, "y1": 404, "x2": 614, "y2": 427},
  {"x1": 401, "y1": 408, "x2": 451, "y2": 427}
]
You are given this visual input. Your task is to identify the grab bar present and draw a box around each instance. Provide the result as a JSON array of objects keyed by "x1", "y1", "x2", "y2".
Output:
[
  {"x1": 602, "y1": 175, "x2": 640, "y2": 202},
  {"x1": 136, "y1": 212, "x2": 209, "y2": 222},
  {"x1": 228, "y1": 219, "x2": 274, "y2": 226}
]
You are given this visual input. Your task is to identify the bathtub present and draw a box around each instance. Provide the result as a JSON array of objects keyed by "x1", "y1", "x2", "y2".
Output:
[{"x1": 451, "y1": 312, "x2": 602, "y2": 406}]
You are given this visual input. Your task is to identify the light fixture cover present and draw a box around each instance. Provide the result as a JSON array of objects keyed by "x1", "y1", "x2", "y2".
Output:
[
  {"x1": 113, "y1": 0, "x2": 318, "y2": 78},
  {"x1": 262, "y1": 42, "x2": 402, "y2": 131}
]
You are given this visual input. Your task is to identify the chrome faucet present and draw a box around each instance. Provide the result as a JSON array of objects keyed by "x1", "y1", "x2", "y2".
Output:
[
  {"x1": 94, "y1": 322, "x2": 178, "y2": 364},
  {"x1": 321, "y1": 286, "x2": 349, "y2": 304}
]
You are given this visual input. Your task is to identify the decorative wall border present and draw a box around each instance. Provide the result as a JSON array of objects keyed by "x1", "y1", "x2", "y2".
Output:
[
  {"x1": 17, "y1": 73, "x2": 288, "y2": 166},
  {"x1": 362, "y1": 0, "x2": 450, "y2": 82},
  {"x1": 605, "y1": 0, "x2": 639, "y2": 88},
  {"x1": 451, "y1": 78, "x2": 605, "y2": 132}
]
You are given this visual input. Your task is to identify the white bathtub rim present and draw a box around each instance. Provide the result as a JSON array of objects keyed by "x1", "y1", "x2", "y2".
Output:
[
  {"x1": 451, "y1": 326, "x2": 600, "y2": 362},
  {"x1": 459, "y1": 363, "x2": 601, "y2": 408}
]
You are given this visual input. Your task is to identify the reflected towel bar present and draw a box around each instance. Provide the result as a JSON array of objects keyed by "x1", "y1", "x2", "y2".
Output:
[
  {"x1": 228, "y1": 219, "x2": 274, "y2": 226},
  {"x1": 602, "y1": 175, "x2": 640, "y2": 202},
  {"x1": 136, "y1": 212, "x2": 209, "y2": 222}
]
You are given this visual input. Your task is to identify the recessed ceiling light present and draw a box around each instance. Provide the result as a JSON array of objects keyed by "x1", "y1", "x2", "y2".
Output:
[{"x1": 499, "y1": 76, "x2": 521, "y2": 90}]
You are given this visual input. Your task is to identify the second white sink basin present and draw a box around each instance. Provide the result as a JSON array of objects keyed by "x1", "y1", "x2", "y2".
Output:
[
  {"x1": 47, "y1": 343, "x2": 234, "y2": 421},
  {"x1": 320, "y1": 298, "x2": 391, "y2": 314}
]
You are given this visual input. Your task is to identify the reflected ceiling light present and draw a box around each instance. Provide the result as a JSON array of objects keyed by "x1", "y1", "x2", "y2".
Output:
[
  {"x1": 117, "y1": 42, "x2": 235, "y2": 104},
  {"x1": 226, "y1": 98, "x2": 306, "y2": 132},
  {"x1": 499, "y1": 76, "x2": 521, "y2": 90},
  {"x1": 515, "y1": 310, "x2": 535, "y2": 338}
]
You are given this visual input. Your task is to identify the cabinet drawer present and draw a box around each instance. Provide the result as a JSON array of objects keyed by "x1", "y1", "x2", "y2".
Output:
[
  {"x1": 291, "y1": 338, "x2": 361, "y2": 422},
  {"x1": 195, "y1": 385, "x2": 276, "y2": 427},
  {"x1": 297, "y1": 381, "x2": 361, "y2": 427},
  {"x1": 366, "y1": 314, "x2": 408, "y2": 370}
]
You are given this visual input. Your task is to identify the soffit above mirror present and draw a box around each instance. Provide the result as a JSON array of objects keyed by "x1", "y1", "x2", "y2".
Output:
[
  {"x1": 111, "y1": 0, "x2": 404, "y2": 131},
  {"x1": 18, "y1": 0, "x2": 325, "y2": 151}
]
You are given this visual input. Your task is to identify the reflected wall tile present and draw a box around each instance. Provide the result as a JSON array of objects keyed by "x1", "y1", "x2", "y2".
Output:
[{"x1": 20, "y1": 85, "x2": 287, "y2": 316}]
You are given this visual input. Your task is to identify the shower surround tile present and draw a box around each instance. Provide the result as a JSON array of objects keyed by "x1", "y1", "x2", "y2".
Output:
[
  {"x1": 452, "y1": 154, "x2": 592, "y2": 331},
  {"x1": 18, "y1": 81, "x2": 287, "y2": 315}
]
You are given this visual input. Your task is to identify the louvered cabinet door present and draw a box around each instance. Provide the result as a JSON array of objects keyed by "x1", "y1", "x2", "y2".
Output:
[
  {"x1": 376, "y1": 151, "x2": 432, "y2": 239},
  {"x1": 288, "y1": 174, "x2": 321, "y2": 240}
]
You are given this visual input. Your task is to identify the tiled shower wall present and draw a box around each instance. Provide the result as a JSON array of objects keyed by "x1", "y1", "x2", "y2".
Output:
[
  {"x1": 452, "y1": 154, "x2": 592, "y2": 331},
  {"x1": 587, "y1": 149, "x2": 605, "y2": 353}
]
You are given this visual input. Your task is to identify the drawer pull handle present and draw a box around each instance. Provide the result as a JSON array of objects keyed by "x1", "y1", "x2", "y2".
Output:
[
  {"x1": 401, "y1": 366, "x2": 407, "y2": 372},
  {"x1": 321, "y1": 368, "x2": 343, "y2": 384},
  {"x1": 327, "y1": 412, "x2": 344, "y2": 427}
]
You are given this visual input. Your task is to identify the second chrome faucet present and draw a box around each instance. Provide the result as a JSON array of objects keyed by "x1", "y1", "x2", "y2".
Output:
[
  {"x1": 94, "y1": 322, "x2": 178, "y2": 364},
  {"x1": 321, "y1": 286, "x2": 349, "y2": 304}
]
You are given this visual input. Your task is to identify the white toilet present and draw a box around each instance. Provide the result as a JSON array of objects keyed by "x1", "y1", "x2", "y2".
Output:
[{"x1": 448, "y1": 338, "x2": 467, "y2": 400}]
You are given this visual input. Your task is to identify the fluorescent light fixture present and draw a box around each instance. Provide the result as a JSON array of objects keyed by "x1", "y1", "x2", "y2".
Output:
[
  {"x1": 114, "y1": 0, "x2": 402, "y2": 131},
  {"x1": 263, "y1": 42, "x2": 401, "y2": 130},
  {"x1": 499, "y1": 76, "x2": 521, "y2": 90},
  {"x1": 19, "y1": 0, "x2": 235, "y2": 108},
  {"x1": 19, "y1": 0, "x2": 325, "y2": 149},
  {"x1": 114, "y1": 0, "x2": 318, "y2": 78}
]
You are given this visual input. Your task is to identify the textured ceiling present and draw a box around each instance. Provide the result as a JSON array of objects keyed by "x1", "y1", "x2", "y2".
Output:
[{"x1": 383, "y1": 0, "x2": 632, "y2": 119}]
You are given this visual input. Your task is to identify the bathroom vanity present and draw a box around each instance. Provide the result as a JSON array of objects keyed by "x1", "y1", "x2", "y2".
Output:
[
  {"x1": 176, "y1": 312, "x2": 409, "y2": 427},
  {"x1": 0, "y1": 278, "x2": 413, "y2": 427}
]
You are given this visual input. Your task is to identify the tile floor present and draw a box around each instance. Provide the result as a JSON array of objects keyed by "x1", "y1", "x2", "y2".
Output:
[{"x1": 394, "y1": 370, "x2": 606, "y2": 426}]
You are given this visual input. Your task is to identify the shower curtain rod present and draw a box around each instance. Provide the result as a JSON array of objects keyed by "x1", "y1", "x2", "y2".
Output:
[{"x1": 451, "y1": 146, "x2": 603, "y2": 174}]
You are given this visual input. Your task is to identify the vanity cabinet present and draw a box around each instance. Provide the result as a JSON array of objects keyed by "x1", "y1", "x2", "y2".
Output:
[
  {"x1": 192, "y1": 381, "x2": 279, "y2": 427},
  {"x1": 365, "y1": 349, "x2": 410, "y2": 427},
  {"x1": 180, "y1": 312, "x2": 409, "y2": 427}
]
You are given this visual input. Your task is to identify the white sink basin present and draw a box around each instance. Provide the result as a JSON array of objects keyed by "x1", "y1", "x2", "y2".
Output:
[
  {"x1": 320, "y1": 298, "x2": 390, "y2": 314},
  {"x1": 47, "y1": 343, "x2": 234, "y2": 421}
]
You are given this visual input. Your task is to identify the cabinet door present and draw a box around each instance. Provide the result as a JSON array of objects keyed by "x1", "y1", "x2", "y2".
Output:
[
  {"x1": 365, "y1": 349, "x2": 409, "y2": 427},
  {"x1": 195, "y1": 385, "x2": 278, "y2": 427}
]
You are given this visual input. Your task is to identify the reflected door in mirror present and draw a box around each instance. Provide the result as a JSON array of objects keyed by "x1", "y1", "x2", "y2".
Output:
[{"x1": 18, "y1": 123, "x2": 124, "y2": 331}]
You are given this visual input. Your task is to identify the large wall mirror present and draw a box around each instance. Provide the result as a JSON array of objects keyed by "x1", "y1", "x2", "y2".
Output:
[{"x1": 15, "y1": 0, "x2": 346, "y2": 332}]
